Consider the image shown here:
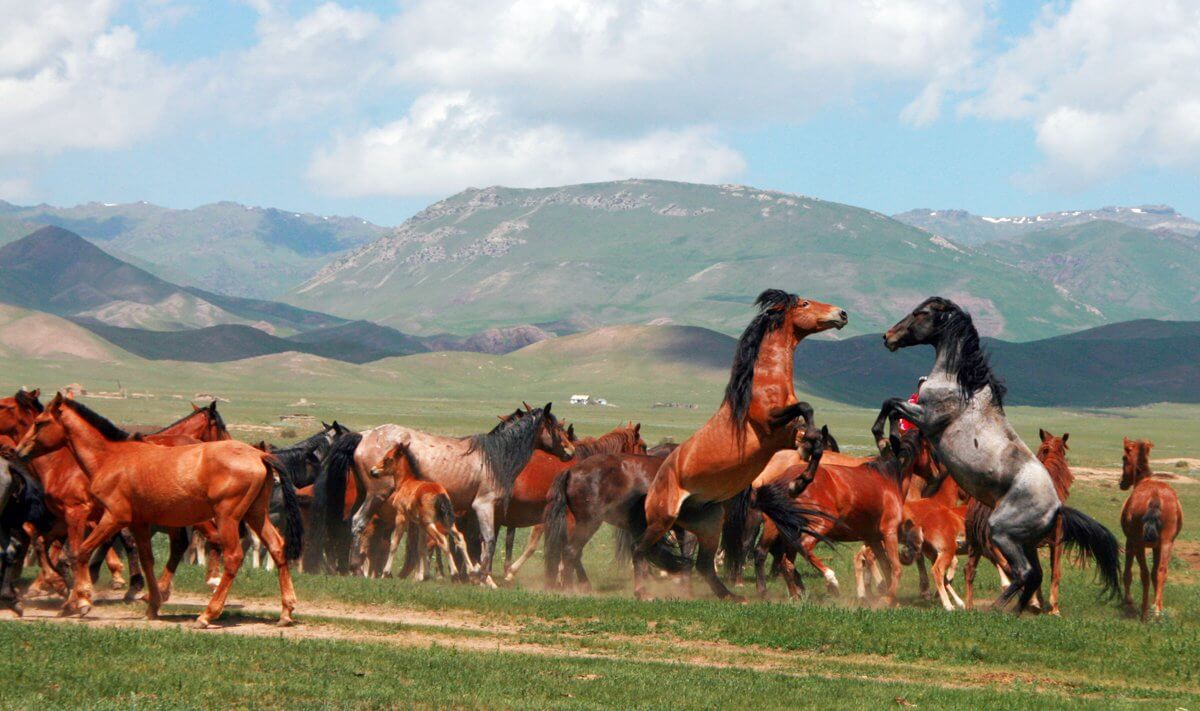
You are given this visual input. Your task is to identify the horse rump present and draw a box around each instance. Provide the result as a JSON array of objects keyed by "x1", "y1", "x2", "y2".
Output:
[
  {"x1": 1060, "y1": 506, "x2": 1121, "y2": 599},
  {"x1": 1142, "y1": 498, "x2": 1163, "y2": 544}
]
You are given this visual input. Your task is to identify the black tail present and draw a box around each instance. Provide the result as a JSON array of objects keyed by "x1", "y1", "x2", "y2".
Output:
[
  {"x1": 613, "y1": 527, "x2": 634, "y2": 565},
  {"x1": 268, "y1": 455, "x2": 304, "y2": 561},
  {"x1": 721, "y1": 488, "x2": 752, "y2": 582},
  {"x1": 305, "y1": 431, "x2": 361, "y2": 572},
  {"x1": 752, "y1": 482, "x2": 830, "y2": 552},
  {"x1": 1142, "y1": 498, "x2": 1163, "y2": 544},
  {"x1": 434, "y1": 493, "x2": 457, "y2": 532},
  {"x1": 625, "y1": 494, "x2": 692, "y2": 573},
  {"x1": 543, "y1": 470, "x2": 572, "y2": 584},
  {"x1": 1060, "y1": 506, "x2": 1121, "y2": 599}
]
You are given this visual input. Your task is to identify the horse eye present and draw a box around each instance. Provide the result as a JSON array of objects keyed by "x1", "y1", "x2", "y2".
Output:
[{"x1": 801, "y1": 301, "x2": 810, "y2": 308}]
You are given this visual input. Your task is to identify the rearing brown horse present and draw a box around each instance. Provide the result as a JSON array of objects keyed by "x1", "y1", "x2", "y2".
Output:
[{"x1": 634, "y1": 289, "x2": 847, "y2": 600}]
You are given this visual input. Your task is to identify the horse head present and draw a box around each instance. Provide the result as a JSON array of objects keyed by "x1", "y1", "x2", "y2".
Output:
[
  {"x1": 1121, "y1": 437, "x2": 1153, "y2": 490},
  {"x1": 0, "y1": 389, "x2": 43, "y2": 446},
  {"x1": 535, "y1": 403, "x2": 574, "y2": 461},
  {"x1": 884, "y1": 296, "x2": 961, "y2": 351},
  {"x1": 14, "y1": 392, "x2": 68, "y2": 459}
]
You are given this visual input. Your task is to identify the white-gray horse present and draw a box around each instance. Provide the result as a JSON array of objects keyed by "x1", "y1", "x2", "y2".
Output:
[{"x1": 872, "y1": 297, "x2": 1119, "y2": 613}]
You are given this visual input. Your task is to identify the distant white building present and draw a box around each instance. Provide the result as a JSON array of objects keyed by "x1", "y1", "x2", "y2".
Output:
[{"x1": 570, "y1": 394, "x2": 590, "y2": 405}]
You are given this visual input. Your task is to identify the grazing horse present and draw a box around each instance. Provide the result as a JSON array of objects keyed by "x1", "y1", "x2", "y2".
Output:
[
  {"x1": 20, "y1": 400, "x2": 232, "y2": 611},
  {"x1": 753, "y1": 423, "x2": 913, "y2": 605},
  {"x1": 0, "y1": 389, "x2": 42, "y2": 447},
  {"x1": 634, "y1": 289, "x2": 847, "y2": 601},
  {"x1": 1120, "y1": 438, "x2": 1183, "y2": 620},
  {"x1": 0, "y1": 455, "x2": 56, "y2": 615},
  {"x1": 15, "y1": 395, "x2": 302, "y2": 627},
  {"x1": 321, "y1": 404, "x2": 573, "y2": 586},
  {"x1": 872, "y1": 297, "x2": 1119, "y2": 612},
  {"x1": 500, "y1": 421, "x2": 646, "y2": 580},
  {"x1": 963, "y1": 429, "x2": 1075, "y2": 614},
  {"x1": 353, "y1": 443, "x2": 475, "y2": 580}
]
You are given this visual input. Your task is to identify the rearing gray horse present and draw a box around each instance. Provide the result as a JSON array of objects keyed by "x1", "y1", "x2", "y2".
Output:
[{"x1": 871, "y1": 296, "x2": 1119, "y2": 613}]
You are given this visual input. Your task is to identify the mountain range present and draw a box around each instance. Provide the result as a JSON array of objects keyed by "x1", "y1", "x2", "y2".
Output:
[
  {"x1": 893, "y1": 205, "x2": 1200, "y2": 244},
  {"x1": 0, "y1": 200, "x2": 386, "y2": 299}
]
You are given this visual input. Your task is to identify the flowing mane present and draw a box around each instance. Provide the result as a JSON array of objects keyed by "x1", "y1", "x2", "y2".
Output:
[
  {"x1": 160, "y1": 403, "x2": 226, "y2": 434},
  {"x1": 1036, "y1": 438, "x2": 1075, "y2": 501},
  {"x1": 467, "y1": 407, "x2": 548, "y2": 496},
  {"x1": 927, "y1": 297, "x2": 1007, "y2": 408},
  {"x1": 724, "y1": 289, "x2": 798, "y2": 429},
  {"x1": 61, "y1": 399, "x2": 130, "y2": 441},
  {"x1": 14, "y1": 390, "x2": 43, "y2": 413}
]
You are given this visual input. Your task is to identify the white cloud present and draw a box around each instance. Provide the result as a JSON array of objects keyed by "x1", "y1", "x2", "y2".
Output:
[
  {"x1": 307, "y1": 91, "x2": 745, "y2": 196},
  {"x1": 963, "y1": 0, "x2": 1200, "y2": 186},
  {"x1": 0, "y1": 0, "x2": 176, "y2": 157}
]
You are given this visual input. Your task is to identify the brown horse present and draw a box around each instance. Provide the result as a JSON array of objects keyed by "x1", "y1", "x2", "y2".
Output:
[
  {"x1": 635, "y1": 289, "x2": 847, "y2": 600},
  {"x1": 1120, "y1": 438, "x2": 1183, "y2": 620},
  {"x1": 15, "y1": 395, "x2": 301, "y2": 627},
  {"x1": 0, "y1": 389, "x2": 42, "y2": 447},
  {"x1": 754, "y1": 430, "x2": 915, "y2": 605},
  {"x1": 20, "y1": 400, "x2": 231, "y2": 610},
  {"x1": 500, "y1": 422, "x2": 646, "y2": 580},
  {"x1": 355, "y1": 443, "x2": 475, "y2": 580},
  {"x1": 963, "y1": 430, "x2": 1074, "y2": 614}
]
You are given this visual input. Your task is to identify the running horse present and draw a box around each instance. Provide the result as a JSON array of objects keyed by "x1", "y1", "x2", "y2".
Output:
[
  {"x1": 15, "y1": 395, "x2": 301, "y2": 627},
  {"x1": 635, "y1": 289, "x2": 848, "y2": 601},
  {"x1": 0, "y1": 389, "x2": 43, "y2": 447},
  {"x1": 321, "y1": 404, "x2": 573, "y2": 586},
  {"x1": 872, "y1": 297, "x2": 1119, "y2": 612},
  {"x1": 1120, "y1": 438, "x2": 1183, "y2": 620}
]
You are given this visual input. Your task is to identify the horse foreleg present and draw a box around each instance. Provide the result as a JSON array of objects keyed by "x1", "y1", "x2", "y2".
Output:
[
  {"x1": 932, "y1": 546, "x2": 958, "y2": 611},
  {"x1": 104, "y1": 546, "x2": 127, "y2": 589},
  {"x1": 470, "y1": 499, "x2": 500, "y2": 588},
  {"x1": 1048, "y1": 530, "x2": 1063, "y2": 616},
  {"x1": 505, "y1": 525, "x2": 543, "y2": 582},
  {"x1": 129, "y1": 524, "x2": 162, "y2": 620},
  {"x1": 383, "y1": 511, "x2": 408, "y2": 578},
  {"x1": 71, "y1": 511, "x2": 129, "y2": 617},
  {"x1": 683, "y1": 503, "x2": 742, "y2": 602},
  {"x1": 502, "y1": 527, "x2": 516, "y2": 574}
]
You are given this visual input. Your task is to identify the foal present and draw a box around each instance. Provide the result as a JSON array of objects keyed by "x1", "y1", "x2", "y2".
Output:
[{"x1": 1120, "y1": 438, "x2": 1183, "y2": 620}]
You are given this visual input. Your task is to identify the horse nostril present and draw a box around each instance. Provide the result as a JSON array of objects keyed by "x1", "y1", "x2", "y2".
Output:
[{"x1": 839, "y1": 310, "x2": 848, "y2": 321}]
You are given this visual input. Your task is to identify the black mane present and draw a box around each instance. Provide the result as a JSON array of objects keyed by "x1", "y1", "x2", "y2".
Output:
[
  {"x1": 61, "y1": 399, "x2": 130, "y2": 441},
  {"x1": 468, "y1": 407, "x2": 546, "y2": 501},
  {"x1": 14, "y1": 390, "x2": 42, "y2": 413},
  {"x1": 929, "y1": 297, "x2": 1007, "y2": 408},
  {"x1": 724, "y1": 289, "x2": 797, "y2": 429}
]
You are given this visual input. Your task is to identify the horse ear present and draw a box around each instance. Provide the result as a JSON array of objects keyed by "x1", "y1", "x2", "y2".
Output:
[
  {"x1": 1062, "y1": 432, "x2": 1069, "y2": 446},
  {"x1": 30, "y1": 388, "x2": 39, "y2": 399},
  {"x1": 49, "y1": 392, "x2": 64, "y2": 407},
  {"x1": 634, "y1": 422, "x2": 641, "y2": 434},
  {"x1": 322, "y1": 421, "x2": 331, "y2": 429},
  {"x1": 209, "y1": 401, "x2": 218, "y2": 412},
  {"x1": 1039, "y1": 428, "x2": 1049, "y2": 442},
  {"x1": 522, "y1": 401, "x2": 532, "y2": 412},
  {"x1": 192, "y1": 403, "x2": 202, "y2": 412},
  {"x1": 543, "y1": 402, "x2": 552, "y2": 415}
]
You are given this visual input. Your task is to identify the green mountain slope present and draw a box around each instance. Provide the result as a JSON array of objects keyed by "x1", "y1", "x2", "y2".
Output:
[
  {"x1": 0, "y1": 200, "x2": 387, "y2": 298},
  {"x1": 980, "y1": 221, "x2": 1200, "y2": 322},
  {"x1": 288, "y1": 180, "x2": 1104, "y2": 340}
]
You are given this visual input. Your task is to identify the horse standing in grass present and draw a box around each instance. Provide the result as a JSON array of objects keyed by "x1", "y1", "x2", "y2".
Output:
[
  {"x1": 963, "y1": 429, "x2": 1074, "y2": 613},
  {"x1": 1120, "y1": 438, "x2": 1183, "y2": 620},
  {"x1": 872, "y1": 297, "x2": 1119, "y2": 613},
  {"x1": 500, "y1": 421, "x2": 646, "y2": 581},
  {"x1": 320, "y1": 404, "x2": 573, "y2": 586},
  {"x1": 635, "y1": 289, "x2": 848, "y2": 601},
  {"x1": 16, "y1": 395, "x2": 302, "y2": 627}
]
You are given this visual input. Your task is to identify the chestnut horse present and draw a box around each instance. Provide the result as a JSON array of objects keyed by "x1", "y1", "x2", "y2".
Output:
[
  {"x1": 16, "y1": 395, "x2": 301, "y2": 627},
  {"x1": 327, "y1": 404, "x2": 573, "y2": 586},
  {"x1": 21, "y1": 400, "x2": 231, "y2": 610},
  {"x1": 963, "y1": 430, "x2": 1075, "y2": 614},
  {"x1": 500, "y1": 422, "x2": 646, "y2": 580},
  {"x1": 635, "y1": 289, "x2": 847, "y2": 601},
  {"x1": 1120, "y1": 438, "x2": 1183, "y2": 620},
  {"x1": 0, "y1": 389, "x2": 42, "y2": 447}
]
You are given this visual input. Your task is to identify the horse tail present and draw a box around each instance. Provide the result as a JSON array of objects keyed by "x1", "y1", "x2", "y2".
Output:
[
  {"x1": 721, "y1": 488, "x2": 752, "y2": 582},
  {"x1": 613, "y1": 527, "x2": 633, "y2": 565},
  {"x1": 434, "y1": 493, "x2": 456, "y2": 533},
  {"x1": 1060, "y1": 506, "x2": 1121, "y2": 599},
  {"x1": 625, "y1": 494, "x2": 692, "y2": 573},
  {"x1": 1142, "y1": 497, "x2": 1163, "y2": 544},
  {"x1": 543, "y1": 469, "x2": 572, "y2": 584},
  {"x1": 751, "y1": 482, "x2": 831, "y2": 552},
  {"x1": 306, "y1": 431, "x2": 361, "y2": 572},
  {"x1": 266, "y1": 455, "x2": 304, "y2": 561}
]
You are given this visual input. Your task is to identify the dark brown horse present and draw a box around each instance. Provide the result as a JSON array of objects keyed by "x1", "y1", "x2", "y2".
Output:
[
  {"x1": 16, "y1": 395, "x2": 301, "y2": 626},
  {"x1": 635, "y1": 290, "x2": 847, "y2": 600},
  {"x1": 1120, "y1": 438, "x2": 1183, "y2": 620},
  {"x1": 963, "y1": 430, "x2": 1074, "y2": 614}
]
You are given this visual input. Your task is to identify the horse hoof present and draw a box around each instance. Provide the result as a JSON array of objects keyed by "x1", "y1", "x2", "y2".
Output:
[
  {"x1": 194, "y1": 617, "x2": 210, "y2": 630},
  {"x1": 145, "y1": 610, "x2": 159, "y2": 621},
  {"x1": 277, "y1": 616, "x2": 294, "y2": 628},
  {"x1": 11, "y1": 601, "x2": 23, "y2": 617},
  {"x1": 503, "y1": 572, "x2": 516, "y2": 582},
  {"x1": 76, "y1": 602, "x2": 92, "y2": 618},
  {"x1": 205, "y1": 577, "x2": 221, "y2": 589},
  {"x1": 726, "y1": 594, "x2": 748, "y2": 604},
  {"x1": 124, "y1": 590, "x2": 142, "y2": 603},
  {"x1": 110, "y1": 578, "x2": 127, "y2": 590}
]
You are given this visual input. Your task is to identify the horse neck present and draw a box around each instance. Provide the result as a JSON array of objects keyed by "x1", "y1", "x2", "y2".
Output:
[
  {"x1": 1133, "y1": 450, "x2": 1154, "y2": 486},
  {"x1": 481, "y1": 415, "x2": 541, "y2": 485},
  {"x1": 56, "y1": 409, "x2": 117, "y2": 477},
  {"x1": 751, "y1": 327, "x2": 798, "y2": 400},
  {"x1": 574, "y1": 430, "x2": 631, "y2": 458},
  {"x1": 1040, "y1": 451, "x2": 1074, "y2": 500}
]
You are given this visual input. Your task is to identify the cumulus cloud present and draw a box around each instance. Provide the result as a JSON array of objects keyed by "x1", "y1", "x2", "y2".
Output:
[
  {"x1": 0, "y1": 0, "x2": 176, "y2": 157},
  {"x1": 962, "y1": 0, "x2": 1200, "y2": 186},
  {"x1": 307, "y1": 91, "x2": 745, "y2": 196}
]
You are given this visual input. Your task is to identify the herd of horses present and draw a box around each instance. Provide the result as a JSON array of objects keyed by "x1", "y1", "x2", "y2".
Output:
[{"x1": 0, "y1": 293, "x2": 1184, "y2": 628}]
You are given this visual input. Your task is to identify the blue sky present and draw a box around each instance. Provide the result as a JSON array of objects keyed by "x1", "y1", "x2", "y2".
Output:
[{"x1": 5, "y1": 1, "x2": 1200, "y2": 226}]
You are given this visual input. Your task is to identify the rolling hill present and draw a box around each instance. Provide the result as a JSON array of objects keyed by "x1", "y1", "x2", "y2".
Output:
[
  {"x1": 0, "y1": 199, "x2": 387, "y2": 298},
  {"x1": 0, "y1": 226, "x2": 347, "y2": 333},
  {"x1": 288, "y1": 180, "x2": 1105, "y2": 341},
  {"x1": 894, "y1": 205, "x2": 1200, "y2": 245},
  {"x1": 978, "y1": 221, "x2": 1200, "y2": 322}
]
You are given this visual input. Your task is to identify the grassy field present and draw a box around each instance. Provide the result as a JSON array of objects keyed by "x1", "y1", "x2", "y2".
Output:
[{"x1": 2, "y1": 348, "x2": 1199, "y2": 708}]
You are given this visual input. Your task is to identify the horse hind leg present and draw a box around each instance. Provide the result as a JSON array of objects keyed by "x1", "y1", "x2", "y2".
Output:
[
  {"x1": 246, "y1": 511, "x2": 297, "y2": 627},
  {"x1": 1153, "y1": 540, "x2": 1172, "y2": 618},
  {"x1": 196, "y1": 516, "x2": 247, "y2": 629},
  {"x1": 505, "y1": 525, "x2": 543, "y2": 582}
]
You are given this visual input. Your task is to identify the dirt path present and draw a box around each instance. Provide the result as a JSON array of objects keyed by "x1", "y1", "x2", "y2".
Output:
[{"x1": 2, "y1": 591, "x2": 1187, "y2": 702}]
